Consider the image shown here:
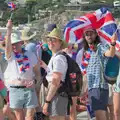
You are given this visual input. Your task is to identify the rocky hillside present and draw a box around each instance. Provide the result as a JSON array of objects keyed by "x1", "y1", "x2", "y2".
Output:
[{"x1": 31, "y1": 10, "x2": 89, "y2": 40}]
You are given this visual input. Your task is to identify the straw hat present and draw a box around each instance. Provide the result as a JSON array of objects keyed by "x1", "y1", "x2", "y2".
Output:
[
  {"x1": 11, "y1": 32, "x2": 22, "y2": 44},
  {"x1": 47, "y1": 28, "x2": 68, "y2": 49},
  {"x1": 21, "y1": 27, "x2": 37, "y2": 41}
]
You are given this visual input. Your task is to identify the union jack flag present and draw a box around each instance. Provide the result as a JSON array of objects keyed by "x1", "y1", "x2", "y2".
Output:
[
  {"x1": 64, "y1": 7, "x2": 120, "y2": 51},
  {"x1": 8, "y1": 2, "x2": 16, "y2": 10}
]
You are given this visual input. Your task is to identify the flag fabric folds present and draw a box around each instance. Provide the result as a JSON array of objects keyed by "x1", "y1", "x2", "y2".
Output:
[
  {"x1": 64, "y1": 7, "x2": 120, "y2": 51},
  {"x1": 8, "y1": 2, "x2": 16, "y2": 11}
]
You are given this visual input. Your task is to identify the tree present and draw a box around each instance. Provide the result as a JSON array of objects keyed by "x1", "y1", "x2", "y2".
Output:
[
  {"x1": 0, "y1": 0, "x2": 8, "y2": 11},
  {"x1": 25, "y1": 0, "x2": 37, "y2": 23},
  {"x1": 12, "y1": 8, "x2": 28, "y2": 25}
]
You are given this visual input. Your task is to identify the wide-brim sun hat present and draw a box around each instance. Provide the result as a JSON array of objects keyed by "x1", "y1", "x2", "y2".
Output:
[
  {"x1": 11, "y1": 32, "x2": 23, "y2": 44},
  {"x1": 21, "y1": 27, "x2": 37, "y2": 41},
  {"x1": 47, "y1": 28, "x2": 68, "y2": 49}
]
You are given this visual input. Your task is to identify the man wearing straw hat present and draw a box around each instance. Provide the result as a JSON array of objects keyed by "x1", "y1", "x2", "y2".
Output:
[
  {"x1": 40, "y1": 28, "x2": 68, "y2": 120},
  {"x1": 4, "y1": 20, "x2": 40, "y2": 120},
  {"x1": 21, "y1": 27, "x2": 37, "y2": 55}
]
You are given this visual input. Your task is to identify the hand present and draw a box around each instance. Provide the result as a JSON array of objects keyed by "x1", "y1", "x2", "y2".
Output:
[
  {"x1": 39, "y1": 60, "x2": 47, "y2": 70},
  {"x1": 111, "y1": 32, "x2": 118, "y2": 43},
  {"x1": 25, "y1": 81, "x2": 34, "y2": 88},
  {"x1": 42, "y1": 103, "x2": 49, "y2": 116},
  {"x1": 6, "y1": 20, "x2": 12, "y2": 30}
]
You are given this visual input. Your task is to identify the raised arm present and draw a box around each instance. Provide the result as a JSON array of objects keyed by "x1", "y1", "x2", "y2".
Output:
[
  {"x1": 5, "y1": 20, "x2": 13, "y2": 59},
  {"x1": 104, "y1": 33, "x2": 117, "y2": 57}
]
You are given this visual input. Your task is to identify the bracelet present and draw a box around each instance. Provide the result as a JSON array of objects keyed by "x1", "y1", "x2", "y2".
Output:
[
  {"x1": 110, "y1": 42, "x2": 116, "y2": 46},
  {"x1": 45, "y1": 100, "x2": 51, "y2": 104}
]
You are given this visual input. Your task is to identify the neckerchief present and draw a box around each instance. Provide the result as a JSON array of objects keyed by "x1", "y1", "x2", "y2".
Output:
[
  {"x1": 81, "y1": 45, "x2": 95, "y2": 75},
  {"x1": 14, "y1": 48, "x2": 30, "y2": 73}
]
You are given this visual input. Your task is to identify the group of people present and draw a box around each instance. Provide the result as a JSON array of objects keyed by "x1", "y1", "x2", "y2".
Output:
[{"x1": 0, "y1": 18, "x2": 120, "y2": 120}]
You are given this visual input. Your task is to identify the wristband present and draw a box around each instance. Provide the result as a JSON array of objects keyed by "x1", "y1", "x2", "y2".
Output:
[
  {"x1": 110, "y1": 42, "x2": 116, "y2": 46},
  {"x1": 45, "y1": 100, "x2": 51, "y2": 104}
]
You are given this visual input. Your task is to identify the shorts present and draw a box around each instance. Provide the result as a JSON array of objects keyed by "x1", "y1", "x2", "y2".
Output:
[
  {"x1": 108, "y1": 84, "x2": 113, "y2": 105},
  {"x1": 9, "y1": 87, "x2": 38, "y2": 109},
  {"x1": 113, "y1": 79, "x2": 120, "y2": 93},
  {"x1": 88, "y1": 88, "x2": 109, "y2": 111},
  {"x1": 48, "y1": 93, "x2": 68, "y2": 116},
  {"x1": 0, "y1": 87, "x2": 7, "y2": 97}
]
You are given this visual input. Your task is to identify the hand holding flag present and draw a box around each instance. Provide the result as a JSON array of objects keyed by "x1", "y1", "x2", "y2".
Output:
[
  {"x1": 64, "y1": 7, "x2": 120, "y2": 51},
  {"x1": 6, "y1": 20, "x2": 12, "y2": 30},
  {"x1": 8, "y1": 2, "x2": 16, "y2": 20},
  {"x1": 111, "y1": 31, "x2": 118, "y2": 43}
]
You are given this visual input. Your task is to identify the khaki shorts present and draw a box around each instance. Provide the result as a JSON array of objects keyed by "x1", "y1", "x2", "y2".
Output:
[{"x1": 48, "y1": 94, "x2": 68, "y2": 116}]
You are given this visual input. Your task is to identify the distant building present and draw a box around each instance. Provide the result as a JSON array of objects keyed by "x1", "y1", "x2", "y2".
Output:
[{"x1": 70, "y1": 0, "x2": 89, "y2": 4}]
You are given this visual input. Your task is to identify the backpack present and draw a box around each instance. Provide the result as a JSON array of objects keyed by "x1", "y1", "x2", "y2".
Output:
[
  {"x1": 41, "y1": 47, "x2": 52, "y2": 76},
  {"x1": 104, "y1": 55, "x2": 120, "y2": 84},
  {"x1": 98, "y1": 45, "x2": 120, "y2": 84},
  {"x1": 56, "y1": 52, "x2": 83, "y2": 97}
]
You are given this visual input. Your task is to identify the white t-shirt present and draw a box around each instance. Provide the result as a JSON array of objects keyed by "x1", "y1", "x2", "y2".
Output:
[
  {"x1": 76, "y1": 48, "x2": 84, "y2": 68},
  {"x1": 4, "y1": 51, "x2": 38, "y2": 85},
  {"x1": 46, "y1": 53, "x2": 68, "y2": 83}
]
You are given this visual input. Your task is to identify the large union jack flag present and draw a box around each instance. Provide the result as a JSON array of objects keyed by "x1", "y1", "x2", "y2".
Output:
[
  {"x1": 64, "y1": 7, "x2": 120, "y2": 51},
  {"x1": 8, "y1": 2, "x2": 16, "y2": 11}
]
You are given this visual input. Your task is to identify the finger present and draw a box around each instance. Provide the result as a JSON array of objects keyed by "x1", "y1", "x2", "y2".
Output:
[{"x1": 43, "y1": 110, "x2": 49, "y2": 116}]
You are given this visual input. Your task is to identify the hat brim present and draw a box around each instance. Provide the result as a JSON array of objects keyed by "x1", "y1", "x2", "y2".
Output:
[
  {"x1": 11, "y1": 40, "x2": 23, "y2": 44},
  {"x1": 21, "y1": 32, "x2": 37, "y2": 41},
  {"x1": 47, "y1": 35, "x2": 62, "y2": 41},
  {"x1": 46, "y1": 36, "x2": 68, "y2": 49}
]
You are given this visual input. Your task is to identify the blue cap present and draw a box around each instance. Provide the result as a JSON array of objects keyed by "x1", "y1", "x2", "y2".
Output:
[{"x1": 47, "y1": 24, "x2": 57, "y2": 32}]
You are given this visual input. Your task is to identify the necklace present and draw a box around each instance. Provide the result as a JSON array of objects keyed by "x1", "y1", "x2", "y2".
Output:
[{"x1": 14, "y1": 49, "x2": 30, "y2": 73}]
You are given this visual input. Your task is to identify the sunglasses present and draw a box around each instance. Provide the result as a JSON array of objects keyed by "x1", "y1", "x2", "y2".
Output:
[{"x1": 46, "y1": 37, "x2": 57, "y2": 43}]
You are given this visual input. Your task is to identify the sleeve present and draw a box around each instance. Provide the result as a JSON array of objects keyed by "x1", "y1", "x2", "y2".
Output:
[
  {"x1": 76, "y1": 48, "x2": 84, "y2": 68},
  {"x1": 52, "y1": 55, "x2": 67, "y2": 75}
]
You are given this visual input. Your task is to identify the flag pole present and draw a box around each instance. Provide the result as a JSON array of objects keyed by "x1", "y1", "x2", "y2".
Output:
[{"x1": 9, "y1": 12, "x2": 13, "y2": 20}]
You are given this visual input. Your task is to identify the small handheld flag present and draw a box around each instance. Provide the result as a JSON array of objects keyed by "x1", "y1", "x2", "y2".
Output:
[{"x1": 8, "y1": 2, "x2": 16, "y2": 11}]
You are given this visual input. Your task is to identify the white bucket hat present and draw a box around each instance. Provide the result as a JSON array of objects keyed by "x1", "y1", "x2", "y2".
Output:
[{"x1": 11, "y1": 32, "x2": 22, "y2": 44}]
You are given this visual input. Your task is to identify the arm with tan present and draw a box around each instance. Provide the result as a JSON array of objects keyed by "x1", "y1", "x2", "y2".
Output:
[
  {"x1": 33, "y1": 63, "x2": 41, "y2": 84},
  {"x1": 45, "y1": 72, "x2": 62, "y2": 102},
  {"x1": 5, "y1": 20, "x2": 12, "y2": 59},
  {"x1": 104, "y1": 33, "x2": 117, "y2": 57}
]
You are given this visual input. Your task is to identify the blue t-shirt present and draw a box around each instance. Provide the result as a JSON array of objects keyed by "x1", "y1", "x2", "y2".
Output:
[{"x1": 25, "y1": 42, "x2": 37, "y2": 55}]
